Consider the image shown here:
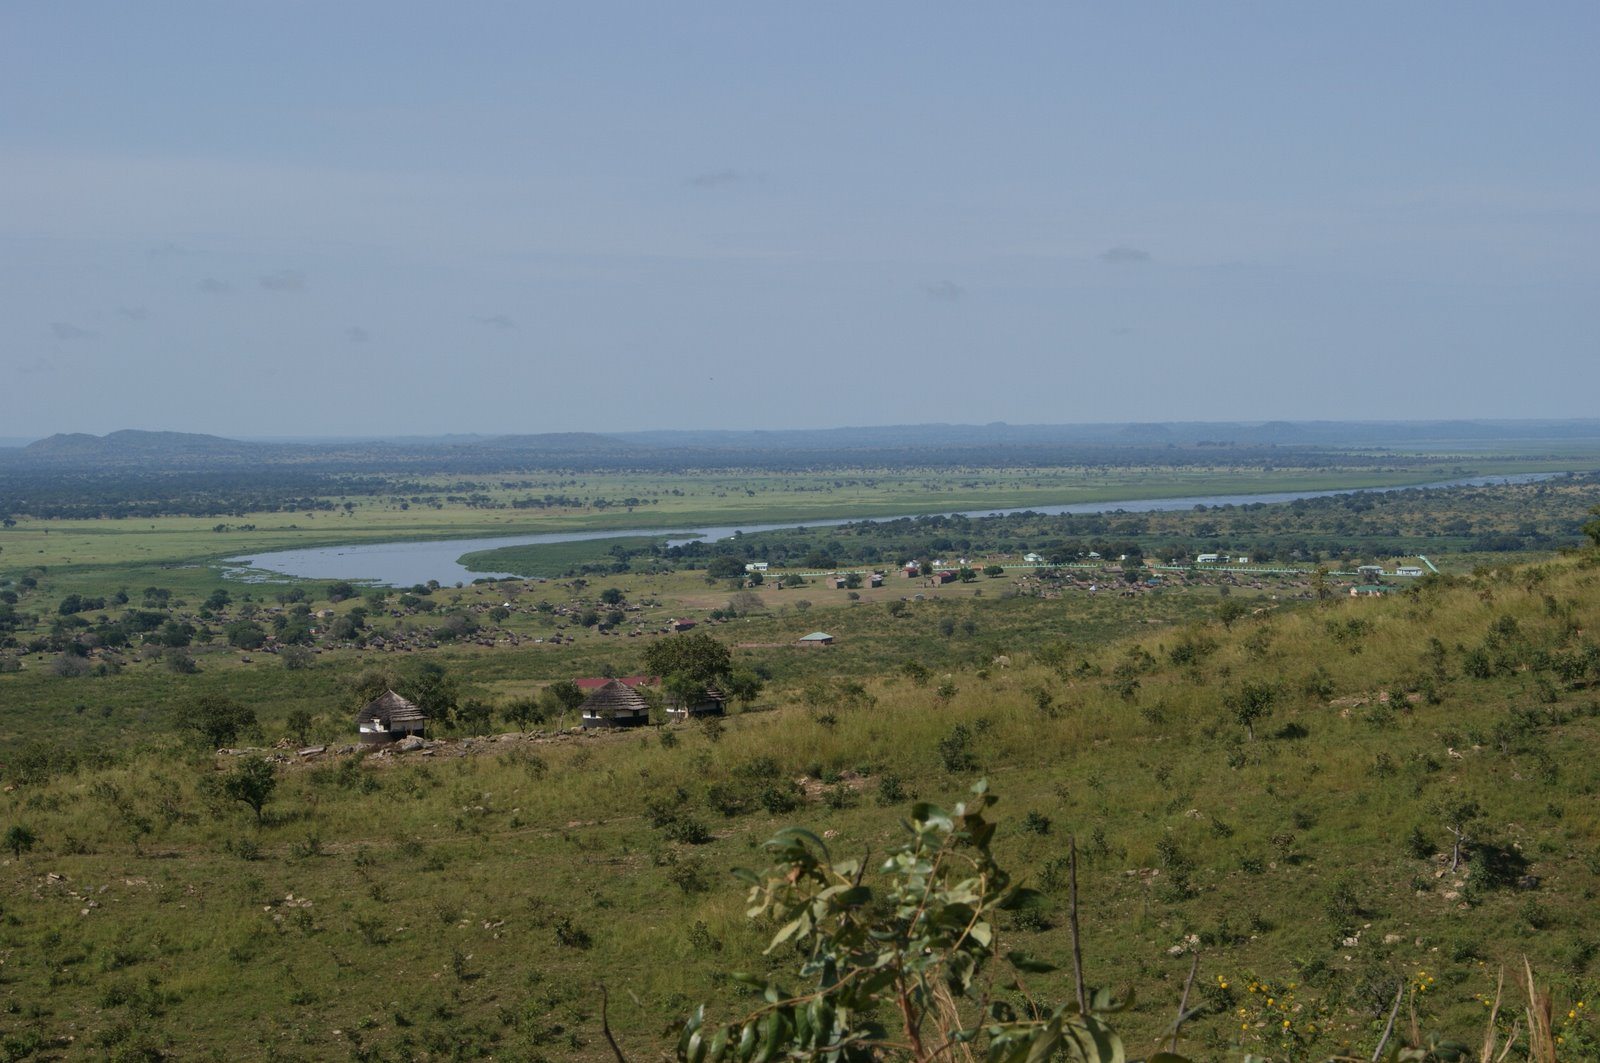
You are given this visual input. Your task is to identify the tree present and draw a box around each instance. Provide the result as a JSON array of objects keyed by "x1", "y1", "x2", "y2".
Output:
[
  {"x1": 1216, "y1": 598, "x2": 1248, "y2": 628},
  {"x1": 1585, "y1": 505, "x2": 1600, "y2": 548},
  {"x1": 675, "y1": 780, "x2": 1169, "y2": 1062},
  {"x1": 983, "y1": 564, "x2": 1005, "y2": 578},
  {"x1": 183, "y1": 694, "x2": 257, "y2": 749},
  {"x1": 644, "y1": 632, "x2": 732, "y2": 686},
  {"x1": 456, "y1": 698, "x2": 496, "y2": 735},
  {"x1": 281, "y1": 645, "x2": 314, "y2": 671},
  {"x1": 326, "y1": 581, "x2": 357, "y2": 603},
  {"x1": 1224, "y1": 681, "x2": 1277, "y2": 741},
  {"x1": 285, "y1": 709, "x2": 313, "y2": 745},
  {"x1": 957, "y1": 566, "x2": 977, "y2": 583},
  {"x1": 726, "y1": 590, "x2": 764, "y2": 616},
  {"x1": 706, "y1": 556, "x2": 746, "y2": 580},
  {"x1": 1429, "y1": 791, "x2": 1483, "y2": 872},
  {"x1": 225, "y1": 619, "x2": 266, "y2": 649},
  {"x1": 544, "y1": 679, "x2": 586, "y2": 711},
  {"x1": 721, "y1": 669, "x2": 765, "y2": 708},
  {"x1": 222, "y1": 756, "x2": 277, "y2": 825},
  {"x1": 503, "y1": 696, "x2": 547, "y2": 732},
  {"x1": 4, "y1": 824, "x2": 38, "y2": 859},
  {"x1": 599, "y1": 587, "x2": 625, "y2": 605},
  {"x1": 156, "y1": 620, "x2": 194, "y2": 648}
]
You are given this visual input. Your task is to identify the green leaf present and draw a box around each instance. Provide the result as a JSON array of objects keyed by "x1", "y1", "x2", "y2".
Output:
[
  {"x1": 1024, "y1": 1019, "x2": 1062, "y2": 1063},
  {"x1": 768, "y1": 826, "x2": 831, "y2": 861},
  {"x1": 766, "y1": 916, "x2": 804, "y2": 954}
]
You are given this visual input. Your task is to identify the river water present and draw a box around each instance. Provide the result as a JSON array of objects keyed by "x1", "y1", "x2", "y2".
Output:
[{"x1": 221, "y1": 472, "x2": 1563, "y2": 587}]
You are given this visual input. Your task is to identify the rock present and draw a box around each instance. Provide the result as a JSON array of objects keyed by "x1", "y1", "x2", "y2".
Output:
[
  {"x1": 1517, "y1": 875, "x2": 1540, "y2": 891},
  {"x1": 297, "y1": 746, "x2": 326, "y2": 758},
  {"x1": 397, "y1": 736, "x2": 425, "y2": 752}
]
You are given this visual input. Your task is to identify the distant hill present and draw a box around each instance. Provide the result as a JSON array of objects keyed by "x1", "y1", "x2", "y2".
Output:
[
  {"x1": 8, "y1": 419, "x2": 1600, "y2": 474},
  {"x1": 25, "y1": 429, "x2": 278, "y2": 461},
  {"x1": 469, "y1": 432, "x2": 640, "y2": 453}
]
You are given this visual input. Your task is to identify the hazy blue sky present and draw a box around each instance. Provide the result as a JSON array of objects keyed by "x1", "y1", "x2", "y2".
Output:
[{"x1": 4, "y1": 3, "x2": 1597, "y2": 438}]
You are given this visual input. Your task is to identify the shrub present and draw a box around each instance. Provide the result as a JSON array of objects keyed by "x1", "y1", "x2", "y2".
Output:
[
  {"x1": 673, "y1": 780, "x2": 1150, "y2": 1062},
  {"x1": 936, "y1": 724, "x2": 979, "y2": 773}
]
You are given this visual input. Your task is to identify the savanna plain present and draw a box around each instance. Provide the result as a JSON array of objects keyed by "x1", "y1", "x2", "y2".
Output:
[{"x1": 4, "y1": 440, "x2": 1600, "y2": 1061}]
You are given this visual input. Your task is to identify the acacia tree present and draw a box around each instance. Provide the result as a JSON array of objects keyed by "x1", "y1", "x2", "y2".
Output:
[
  {"x1": 222, "y1": 756, "x2": 277, "y2": 826},
  {"x1": 1224, "y1": 682, "x2": 1277, "y2": 742}
]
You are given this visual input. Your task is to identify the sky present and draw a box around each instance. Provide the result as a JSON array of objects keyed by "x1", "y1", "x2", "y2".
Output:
[{"x1": 3, "y1": 2, "x2": 1597, "y2": 439}]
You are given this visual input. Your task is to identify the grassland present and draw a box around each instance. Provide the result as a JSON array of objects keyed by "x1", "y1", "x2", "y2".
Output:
[{"x1": 4, "y1": 546, "x2": 1600, "y2": 1059}]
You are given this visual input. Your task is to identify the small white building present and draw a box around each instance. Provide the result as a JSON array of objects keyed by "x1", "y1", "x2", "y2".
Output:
[
  {"x1": 1396, "y1": 566, "x2": 1424, "y2": 577},
  {"x1": 1023, "y1": 552, "x2": 1042, "y2": 563},
  {"x1": 745, "y1": 562, "x2": 769, "y2": 573},
  {"x1": 1195, "y1": 553, "x2": 1220, "y2": 564}
]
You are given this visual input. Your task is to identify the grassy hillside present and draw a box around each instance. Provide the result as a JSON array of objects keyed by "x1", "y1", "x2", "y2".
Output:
[{"x1": 3, "y1": 554, "x2": 1600, "y2": 1059}]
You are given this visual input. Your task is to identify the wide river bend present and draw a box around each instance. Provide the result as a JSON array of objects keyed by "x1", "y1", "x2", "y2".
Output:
[{"x1": 222, "y1": 473, "x2": 1561, "y2": 587}]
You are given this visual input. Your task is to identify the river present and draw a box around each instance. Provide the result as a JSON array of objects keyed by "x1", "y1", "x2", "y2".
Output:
[{"x1": 221, "y1": 472, "x2": 1563, "y2": 587}]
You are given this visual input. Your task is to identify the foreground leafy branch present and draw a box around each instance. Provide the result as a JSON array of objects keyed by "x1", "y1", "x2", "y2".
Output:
[{"x1": 676, "y1": 780, "x2": 1189, "y2": 1063}]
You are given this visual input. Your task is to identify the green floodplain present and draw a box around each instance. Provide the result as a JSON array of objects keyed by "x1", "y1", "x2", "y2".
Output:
[{"x1": 4, "y1": 447, "x2": 1600, "y2": 1059}]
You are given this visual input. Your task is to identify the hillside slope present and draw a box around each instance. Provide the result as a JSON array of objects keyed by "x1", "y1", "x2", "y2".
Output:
[{"x1": 2, "y1": 554, "x2": 1599, "y2": 1058}]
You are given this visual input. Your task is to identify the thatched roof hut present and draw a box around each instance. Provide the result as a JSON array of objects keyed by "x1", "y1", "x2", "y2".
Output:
[
  {"x1": 357, "y1": 690, "x2": 428, "y2": 744},
  {"x1": 666, "y1": 682, "x2": 727, "y2": 722},
  {"x1": 579, "y1": 679, "x2": 651, "y2": 729}
]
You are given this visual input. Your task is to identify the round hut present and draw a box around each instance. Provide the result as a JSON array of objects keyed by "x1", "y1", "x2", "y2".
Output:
[
  {"x1": 356, "y1": 690, "x2": 428, "y2": 744},
  {"x1": 666, "y1": 682, "x2": 727, "y2": 723},
  {"x1": 579, "y1": 679, "x2": 651, "y2": 729}
]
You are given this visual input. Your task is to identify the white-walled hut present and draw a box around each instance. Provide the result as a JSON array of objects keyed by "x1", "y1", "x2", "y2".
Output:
[
  {"x1": 666, "y1": 682, "x2": 727, "y2": 723},
  {"x1": 579, "y1": 678, "x2": 651, "y2": 729},
  {"x1": 357, "y1": 690, "x2": 428, "y2": 744}
]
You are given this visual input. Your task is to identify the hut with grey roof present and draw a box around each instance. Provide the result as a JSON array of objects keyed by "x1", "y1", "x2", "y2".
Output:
[
  {"x1": 579, "y1": 678, "x2": 651, "y2": 729},
  {"x1": 357, "y1": 690, "x2": 428, "y2": 744}
]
